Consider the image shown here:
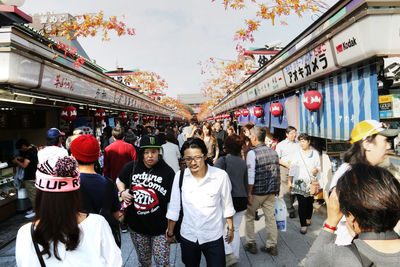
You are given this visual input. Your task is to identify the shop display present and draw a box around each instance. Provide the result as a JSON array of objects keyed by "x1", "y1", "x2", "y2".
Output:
[{"x1": 0, "y1": 165, "x2": 17, "y2": 222}]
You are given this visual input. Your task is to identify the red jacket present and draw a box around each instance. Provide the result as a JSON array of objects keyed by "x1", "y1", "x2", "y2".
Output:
[{"x1": 103, "y1": 139, "x2": 136, "y2": 182}]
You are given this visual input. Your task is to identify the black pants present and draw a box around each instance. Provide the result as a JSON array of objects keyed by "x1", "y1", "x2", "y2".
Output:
[
  {"x1": 180, "y1": 236, "x2": 225, "y2": 267},
  {"x1": 296, "y1": 194, "x2": 314, "y2": 227}
]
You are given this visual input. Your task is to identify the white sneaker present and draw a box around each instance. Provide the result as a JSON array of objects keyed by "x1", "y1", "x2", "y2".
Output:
[
  {"x1": 25, "y1": 212, "x2": 35, "y2": 218},
  {"x1": 26, "y1": 210, "x2": 33, "y2": 215}
]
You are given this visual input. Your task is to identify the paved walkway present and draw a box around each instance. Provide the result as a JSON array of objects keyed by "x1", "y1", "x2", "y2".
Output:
[{"x1": 0, "y1": 203, "x2": 326, "y2": 266}]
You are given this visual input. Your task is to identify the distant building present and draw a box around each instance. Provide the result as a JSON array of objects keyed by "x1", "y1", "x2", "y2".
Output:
[{"x1": 177, "y1": 93, "x2": 211, "y2": 114}]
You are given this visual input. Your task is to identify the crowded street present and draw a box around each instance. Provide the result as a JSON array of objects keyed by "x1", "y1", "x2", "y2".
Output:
[{"x1": 1, "y1": 0, "x2": 400, "y2": 267}]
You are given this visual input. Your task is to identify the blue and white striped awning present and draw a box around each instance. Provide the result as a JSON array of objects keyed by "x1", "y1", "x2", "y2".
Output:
[{"x1": 300, "y1": 62, "x2": 379, "y2": 141}]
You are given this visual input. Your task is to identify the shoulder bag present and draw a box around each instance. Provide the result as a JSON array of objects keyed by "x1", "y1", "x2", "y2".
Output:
[
  {"x1": 299, "y1": 150, "x2": 320, "y2": 196},
  {"x1": 172, "y1": 168, "x2": 185, "y2": 242},
  {"x1": 31, "y1": 223, "x2": 46, "y2": 267}
]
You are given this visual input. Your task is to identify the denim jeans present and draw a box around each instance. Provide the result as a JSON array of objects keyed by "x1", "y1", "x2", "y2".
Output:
[{"x1": 180, "y1": 236, "x2": 225, "y2": 267}]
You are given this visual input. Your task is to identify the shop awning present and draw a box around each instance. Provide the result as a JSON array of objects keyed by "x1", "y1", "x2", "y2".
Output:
[{"x1": 300, "y1": 62, "x2": 379, "y2": 141}]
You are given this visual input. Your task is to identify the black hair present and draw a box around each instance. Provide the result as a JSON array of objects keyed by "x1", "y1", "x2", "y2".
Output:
[
  {"x1": 190, "y1": 118, "x2": 198, "y2": 125},
  {"x1": 75, "y1": 159, "x2": 97, "y2": 166},
  {"x1": 337, "y1": 163, "x2": 400, "y2": 232},
  {"x1": 297, "y1": 133, "x2": 311, "y2": 142},
  {"x1": 180, "y1": 138, "x2": 208, "y2": 158},
  {"x1": 16, "y1": 138, "x2": 30, "y2": 149},
  {"x1": 46, "y1": 137, "x2": 60, "y2": 146},
  {"x1": 343, "y1": 134, "x2": 377, "y2": 165},
  {"x1": 224, "y1": 134, "x2": 243, "y2": 156},
  {"x1": 286, "y1": 126, "x2": 297, "y2": 134}
]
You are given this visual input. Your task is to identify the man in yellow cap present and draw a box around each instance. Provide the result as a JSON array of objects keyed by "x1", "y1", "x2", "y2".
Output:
[{"x1": 328, "y1": 119, "x2": 399, "y2": 245}]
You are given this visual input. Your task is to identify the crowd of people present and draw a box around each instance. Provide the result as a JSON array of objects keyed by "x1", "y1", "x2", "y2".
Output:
[{"x1": 11, "y1": 118, "x2": 400, "y2": 266}]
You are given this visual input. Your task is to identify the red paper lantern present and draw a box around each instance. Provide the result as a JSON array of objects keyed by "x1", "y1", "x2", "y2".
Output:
[
  {"x1": 118, "y1": 112, "x2": 128, "y2": 121},
  {"x1": 241, "y1": 108, "x2": 249, "y2": 117},
  {"x1": 149, "y1": 115, "x2": 155, "y2": 121},
  {"x1": 223, "y1": 113, "x2": 229, "y2": 119},
  {"x1": 94, "y1": 109, "x2": 105, "y2": 121},
  {"x1": 270, "y1": 103, "x2": 283, "y2": 116},
  {"x1": 132, "y1": 113, "x2": 139, "y2": 121},
  {"x1": 142, "y1": 115, "x2": 148, "y2": 121},
  {"x1": 61, "y1": 106, "x2": 77, "y2": 122},
  {"x1": 253, "y1": 106, "x2": 264, "y2": 118},
  {"x1": 303, "y1": 91, "x2": 323, "y2": 111},
  {"x1": 234, "y1": 110, "x2": 241, "y2": 117}
]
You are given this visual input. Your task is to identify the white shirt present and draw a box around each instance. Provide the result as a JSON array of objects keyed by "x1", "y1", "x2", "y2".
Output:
[
  {"x1": 16, "y1": 214, "x2": 122, "y2": 267},
  {"x1": 276, "y1": 139, "x2": 299, "y2": 164},
  {"x1": 166, "y1": 166, "x2": 235, "y2": 244},
  {"x1": 162, "y1": 141, "x2": 181, "y2": 173},
  {"x1": 246, "y1": 150, "x2": 256, "y2": 185},
  {"x1": 182, "y1": 126, "x2": 193, "y2": 141}
]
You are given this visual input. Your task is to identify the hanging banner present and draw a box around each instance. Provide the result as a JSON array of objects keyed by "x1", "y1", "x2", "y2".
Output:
[{"x1": 300, "y1": 62, "x2": 379, "y2": 141}]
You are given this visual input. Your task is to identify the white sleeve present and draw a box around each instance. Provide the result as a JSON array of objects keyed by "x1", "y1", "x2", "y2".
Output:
[
  {"x1": 246, "y1": 150, "x2": 256, "y2": 185},
  {"x1": 275, "y1": 142, "x2": 283, "y2": 158},
  {"x1": 16, "y1": 224, "x2": 34, "y2": 267},
  {"x1": 166, "y1": 171, "x2": 181, "y2": 221},
  {"x1": 176, "y1": 145, "x2": 181, "y2": 159},
  {"x1": 220, "y1": 171, "x2": 235, "y2": 218},
  {"x1": 99, "y1": 217, "x2": 122, "y2": 267}
]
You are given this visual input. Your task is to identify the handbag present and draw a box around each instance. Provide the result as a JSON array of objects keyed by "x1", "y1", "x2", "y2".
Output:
[
  {"x1": 31, "y1": 223, "x2": 46, "y2": 267},
  {"x1": 299, "y1": 149, "x2": 320, "y2": 196},
  {"x1": 172, "y1": 168, "x2": 185, "y2": 242}
]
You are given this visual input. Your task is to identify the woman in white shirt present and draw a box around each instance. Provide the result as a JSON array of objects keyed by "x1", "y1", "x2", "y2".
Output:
[
  {"x1": 166, "y1": 138, "x2": 235, "y2": 267},
  {"x1": 15, "y1": 153, "x2": 122, "y2": 267},
  {"x1": 288, "y1": 133, "x2": 321, "y2": 235}
]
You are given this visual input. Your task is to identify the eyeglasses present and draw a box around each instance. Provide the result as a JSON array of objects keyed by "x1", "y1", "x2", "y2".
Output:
[{"x1": 183, "y1": 155, "x2": 204, "y2": 163}]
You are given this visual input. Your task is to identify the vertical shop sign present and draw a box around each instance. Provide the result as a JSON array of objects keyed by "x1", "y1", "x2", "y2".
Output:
[{"x1": 379, "y1": 95, "x2": 393, "y2": 118}]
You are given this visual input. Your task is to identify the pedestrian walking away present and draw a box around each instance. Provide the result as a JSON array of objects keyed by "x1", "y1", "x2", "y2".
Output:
[
  {"x1": 245, "y1": 126, "x2": 280, "y2": 256},
  {"x1": 117, "y1": 135, "x2": 175, "y2": 267},
  {"x1": 166, "y1": 138, "x2": 235, "y2": 267},
  {"x1": 215, "y1": 134, "x2": 249, "y2": 266},
  {"x1": 276, "y1": 126, "x2": 299, "y2": 218}
]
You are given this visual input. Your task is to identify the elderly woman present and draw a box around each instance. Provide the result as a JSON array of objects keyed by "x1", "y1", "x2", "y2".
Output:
[
  {"x1": 288, "y1": 133, "x2": 321, "y2": 234},
  {"x1": 305, "y1": 164, "x2": 400, "y2": 266}
]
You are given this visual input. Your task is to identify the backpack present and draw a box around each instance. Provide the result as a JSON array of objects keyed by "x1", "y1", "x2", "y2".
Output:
[{"x1": 80, "y1": 178, "x2": 121, "y2": 248}]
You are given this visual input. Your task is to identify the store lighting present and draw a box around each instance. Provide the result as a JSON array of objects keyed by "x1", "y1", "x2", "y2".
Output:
[
  {"x1": 0, "y1": 98, "x2": 32, "y2": 104},
  {"x1": 13, "y1": 92, "x2": 47, "y2": 100}
]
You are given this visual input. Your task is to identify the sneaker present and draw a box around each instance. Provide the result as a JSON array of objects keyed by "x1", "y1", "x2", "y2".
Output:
[
  {"x1": 225, "y1": 253, "x2": 238, "y2": 267},
  {"x1": 289, "y1": 211, "x2": 296, "y2": 218},
  {"x1": 261, "y1": 245, "x2": 278, "y2": 256},
  {"x1": 25, "y1": 212, "x2": 35, "y2": 219},
  {"x1": 26, "y1": 210, "x2": 34, "y2": 215},
  {"x1": 121, "y1": 224, "x2": 128, "y2": 233},
  {"x1": 244, "y1": 242, "x2": 258, "y2": 254}
]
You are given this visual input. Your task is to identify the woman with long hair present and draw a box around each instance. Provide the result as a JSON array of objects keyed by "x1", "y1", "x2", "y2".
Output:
[
  {"x1": 201, "y1": 122, "x2": 219, "y2": 165},
  {"x1": 328, "y1": 120, "x2": 398, "y2": 245},
  {"x1": 240, "y1": 123, "x2": 254, "y2": 160},
  {"x1": 16, "y1": 153, "x2": 122, "y2": 266}
]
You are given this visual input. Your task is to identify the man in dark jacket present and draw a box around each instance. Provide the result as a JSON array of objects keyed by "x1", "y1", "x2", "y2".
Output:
[
  {"x1": 244, "y1": 126, "x2": 280, "y2": 256},
  {"x1": 213, "y1": 121, "x2": 227, "y2": 157}
]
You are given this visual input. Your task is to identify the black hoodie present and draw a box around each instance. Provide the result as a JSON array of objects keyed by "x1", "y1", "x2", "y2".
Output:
[{"x1": 119, "y1": 158, "x2": 175, "y2": 235}]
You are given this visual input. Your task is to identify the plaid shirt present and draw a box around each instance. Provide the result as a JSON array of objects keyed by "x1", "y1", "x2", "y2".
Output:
[{"x1": 252, "y1": 144, "x2": 280, "y2": 195}]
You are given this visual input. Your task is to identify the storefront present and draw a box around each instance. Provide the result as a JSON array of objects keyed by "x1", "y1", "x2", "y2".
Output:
[
  {"x1": 0, "y1": 23, "x2": 175, "y2": 220},
  {"x1": 208, "y1": 0, "x2": 400, "y2": 187}
]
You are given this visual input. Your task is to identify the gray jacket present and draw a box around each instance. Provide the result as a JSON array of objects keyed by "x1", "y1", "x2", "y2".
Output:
[{"x1": 305, "y1": 230, "x2": 400, "y2": 267}]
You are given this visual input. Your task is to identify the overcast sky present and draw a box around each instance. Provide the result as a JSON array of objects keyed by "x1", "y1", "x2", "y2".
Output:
[{"x1": 21, "y1": 0, "x2": 338, "y2": 98}]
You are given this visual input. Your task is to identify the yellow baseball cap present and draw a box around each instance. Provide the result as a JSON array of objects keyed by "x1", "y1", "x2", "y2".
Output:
[{"x1": 350, "y1": 120, "x2": 400, "y2": 144}]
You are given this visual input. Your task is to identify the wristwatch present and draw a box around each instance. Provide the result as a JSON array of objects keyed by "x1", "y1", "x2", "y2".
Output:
[
  {"x1": 118, "y1": 189, "x2": 126, "y2": 198},
  {"x1": 227, "y1": 226, "x2": 234, "y2": 232}
]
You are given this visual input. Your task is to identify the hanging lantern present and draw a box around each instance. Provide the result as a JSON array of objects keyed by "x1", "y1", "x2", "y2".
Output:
[
  {"x1": 61, "y1": 106, "x2": 77, "y2": 122},
  {"x1": 149, "y1": 115, "x2": 155, "y2": 121},
  {"x1": 254, "y1": 106, "x2": 264, "y2": 118},
  {"x1": 132, "y1": 113, "x2": 139, "y2": 121},
  {"x1": 94, "y1": 109, "x2": 105, "y2": 121},
  {"x1": 118, "y1": 112, "x2": 128, "y2": 121},
  {"x1": 270, "y1": 103, "x2": 283, "y2": 116},
  {"x1": 241, "y1": 108, "x2": 249, "y2": 117},
  {"x1": 303, "y1": 90, "x2": 323, "y2": 111},
  {"x1": 142, "y1": 115, "x2": 148, "y2": 121},
  {"x1": 234, "y1": 110, "x2": 241, "y2": 117}
]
